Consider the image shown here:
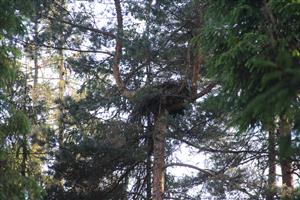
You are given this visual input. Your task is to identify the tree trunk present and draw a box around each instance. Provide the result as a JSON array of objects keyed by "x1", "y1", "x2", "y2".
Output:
[
  {"x1": 146, "y1": 142, "x2": 152, "y2": 200},
  {"x1": 278, "y1": 117, "x2": 293, "y2": 190},
  {"x1": 58, "y1": 48, "x2": 65, "y2": 145},
  {"x1": 267, "y1": 129, "x2": 276, "y2": 200},
  {"x1": 152, "y1": 109, "x2": 168, "y2": 200},
  {"x1": 146, "y1": 115, "x2": 153, "y2": 199},
  {"x1": 31, "y1": 14, "x2": 39, "y2": 123},
  {"x1": 33, "y1": 15, "x2": 39, "y2": 90}
]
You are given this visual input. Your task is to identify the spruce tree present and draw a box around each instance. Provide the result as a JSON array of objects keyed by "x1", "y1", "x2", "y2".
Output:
[
  {"x1": 0, "y1": 0, "x2": 48, "y2": 199},
  {"x1": 200, "y1": 0, "x2": 300, "y2": 198}
]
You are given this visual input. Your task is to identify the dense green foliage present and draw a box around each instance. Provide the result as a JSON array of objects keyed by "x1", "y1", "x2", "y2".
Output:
[
  {"x1": 1, "y1": 0, "x2": 299, "y2": 199},
  {"x1": 200, "y1": 0, "x2": 300, "y2": 128},
  {"x1": 200, "y1": 0, "x2": 300, "y2": 198},
  {"x1": 0, "y1": 0, "x2": 47, "y2": 199}
]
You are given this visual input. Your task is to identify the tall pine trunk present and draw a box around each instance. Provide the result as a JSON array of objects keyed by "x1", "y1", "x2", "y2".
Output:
[
  {"x1": 267, "y1": 129, "x2": 276, "y2": 200},
  {"x1": 146, "y1": 115, "x2": 153, "y2": 199},
  {"x1": 58, "y1": 0, "x2": 66, "y2": 145},
  {"x1": 152, "y1": 109, "x2": 168, "y2": 200},
  {"x1": 146, "y1": 139, "x2": 152, "y2": 199},
  {"x1": 278, "y1": 117, "x2": 293, "y2": 193},
  {"x1": 58, "y1": 48, "x2": 65, "y2": 145}
]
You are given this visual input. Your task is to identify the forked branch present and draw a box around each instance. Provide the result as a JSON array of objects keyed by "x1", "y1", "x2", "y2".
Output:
[{"x1": 113, "y1": 0, "x2": 135, "y2": 98}]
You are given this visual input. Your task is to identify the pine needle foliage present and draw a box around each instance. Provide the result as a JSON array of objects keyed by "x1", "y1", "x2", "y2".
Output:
[
  {"x1": 199, "y1": 0, "x2": 300, "y2": 129},
  {"x1": 0, "y1": 0, "x2": 47, "y2": 199}
]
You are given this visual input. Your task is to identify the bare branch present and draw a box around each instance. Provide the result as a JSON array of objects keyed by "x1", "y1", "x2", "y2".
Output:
[
  {"x1": 191, "y1": 82, "x2": 217, "y2": 101},
  {"x1": 171, "y1": 135, "x2": 267, "y2": 154},
  {"x1": 43, "y1": 45, "x2": 113, "y2": 55},
  {"x1": 165, "y1": 163, "x2": 215, "y2": 176},
  {"x1": 46, "y1": 16, "x2": 116, "y2": 39},
  {"x1": 14, "y1": 37, "x2": 114, "y2": 55}
]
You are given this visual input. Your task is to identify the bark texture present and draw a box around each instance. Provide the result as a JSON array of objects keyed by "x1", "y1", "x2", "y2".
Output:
[
  {"x1": 267, "y1": 130, "x2": 276, "y2": 200},
  {"x1": 152, "y1": 109, "x2": 168, "y2": 200},
  {"x1": 146, "y1": 115, "x2": 153, "y2": 200},
  {"x1": 278, "y1": 118, "x2": 293, "y2": 189},
  {"x1": 113, "y1": 0, "x2": 134, "y2": 99}
]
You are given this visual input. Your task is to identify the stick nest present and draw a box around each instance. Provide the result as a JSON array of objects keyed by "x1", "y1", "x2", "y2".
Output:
[{"x1": 132, "y1": 81, "x2": 191, "y2": 117}]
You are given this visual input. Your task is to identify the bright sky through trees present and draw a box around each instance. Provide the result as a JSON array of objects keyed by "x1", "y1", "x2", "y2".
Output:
[{"x1": 0, "y1": 0, "x2": 300, "y2": 200}]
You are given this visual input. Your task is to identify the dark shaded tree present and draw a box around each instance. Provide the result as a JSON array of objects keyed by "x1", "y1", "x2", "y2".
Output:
[{"x1": 200, "y1": 0, "x2": 300, "y2": 198}]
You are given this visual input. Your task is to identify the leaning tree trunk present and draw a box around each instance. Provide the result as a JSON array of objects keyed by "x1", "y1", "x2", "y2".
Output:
[
  {"x1": 152, "y1": 109, "x2": 168, "y2": 200},
  {"x1": 278, "y1": 117, "x2": 293, "y2": 192},
  {"x1": 267, "y1": 129, "x2": 276, "y2": 200}
]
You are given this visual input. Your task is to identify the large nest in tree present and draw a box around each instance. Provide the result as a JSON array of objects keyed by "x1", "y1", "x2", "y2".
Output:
[{"x1": 132, "y1": 81, "x2": 191, "y2": 117}]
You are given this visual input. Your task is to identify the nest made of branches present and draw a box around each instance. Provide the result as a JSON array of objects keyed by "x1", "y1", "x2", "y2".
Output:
[{"x1": 131, "y1": 81, "x2": 191, "y2": 118}]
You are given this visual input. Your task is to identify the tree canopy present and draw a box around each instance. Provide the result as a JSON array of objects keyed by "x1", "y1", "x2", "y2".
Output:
[{"x1": 0, "y1": 0, "x2": 300, "y2": 199}]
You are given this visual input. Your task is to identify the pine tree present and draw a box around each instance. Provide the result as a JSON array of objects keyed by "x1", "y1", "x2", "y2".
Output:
[
  {"x1": 6, "y1": 0, "x2": 297, "y2": 199},
  {"x1": 43, "y1": 0, "x2": 215, "y2": 199},
  {"x1": 0, "y1": 0, "x2": 48, "y2": 199},
  {"x1": 200, "y1": 0, "x2": 300, "y2": 198}
]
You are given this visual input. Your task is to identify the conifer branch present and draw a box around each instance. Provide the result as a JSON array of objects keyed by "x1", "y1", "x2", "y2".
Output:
[{"x1": 46, "y1": 16, "x2": 116, "y2": 39}]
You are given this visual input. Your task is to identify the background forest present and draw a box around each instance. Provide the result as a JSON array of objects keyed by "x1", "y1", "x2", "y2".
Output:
[{"x1": 0, "y1": 0, "x2": 300, "y2": 199}]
